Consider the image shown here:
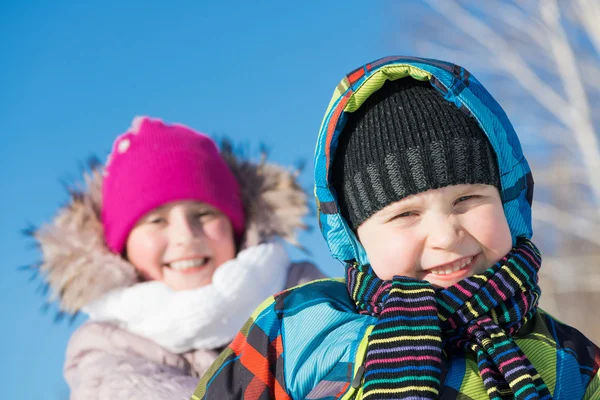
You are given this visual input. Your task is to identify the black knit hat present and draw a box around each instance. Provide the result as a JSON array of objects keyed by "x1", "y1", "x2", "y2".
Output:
[{"x1": 331, "y1": 78, "x2": 501, "y2": 230}]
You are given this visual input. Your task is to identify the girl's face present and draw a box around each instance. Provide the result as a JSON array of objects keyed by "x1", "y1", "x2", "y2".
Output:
[{"x1": 125, "y1": 200, "x2": 237, "y2": 291}]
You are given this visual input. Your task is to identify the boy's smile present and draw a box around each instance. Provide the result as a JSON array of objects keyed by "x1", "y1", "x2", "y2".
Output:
[
  {"x1": 356, "y1": 184, "x2": 512, "y2": 288},
  {"x1": 422, "y1": 253, "x2": 479, "y2": 280}
]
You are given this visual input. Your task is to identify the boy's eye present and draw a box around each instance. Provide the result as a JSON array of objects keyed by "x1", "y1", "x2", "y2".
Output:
[
  {"x1": 389, "y1": 211, "x2": 417, "y2": 222},
  {"x1": 454, "y1": 195, "x2": 480, "y2": 206}
]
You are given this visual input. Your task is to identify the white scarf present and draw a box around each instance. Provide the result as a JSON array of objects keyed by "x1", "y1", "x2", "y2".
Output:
[{"x1": 84, "y1": 241, "x2": 289, "y2": 354}]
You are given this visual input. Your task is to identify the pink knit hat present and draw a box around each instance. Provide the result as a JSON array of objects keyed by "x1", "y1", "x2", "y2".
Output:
[{"x1": 101, "y1": 116, "x2": 245, "y2": 254}]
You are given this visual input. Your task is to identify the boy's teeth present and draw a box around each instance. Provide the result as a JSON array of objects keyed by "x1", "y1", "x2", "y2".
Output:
[
  {"x1": 169, "y1": 258, "x2": 208, "y2": 271},
  {"x1": 429, "y1": 257, "x2": 473, "y2": 275}
]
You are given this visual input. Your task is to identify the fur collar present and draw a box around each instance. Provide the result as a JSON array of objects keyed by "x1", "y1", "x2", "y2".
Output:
[{"x1": 29, "y1": 142, "x2": 309, "y2": 314}]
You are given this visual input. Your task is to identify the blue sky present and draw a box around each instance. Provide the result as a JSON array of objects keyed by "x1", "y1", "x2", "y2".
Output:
[{"x1": 0, "y1": 1, "x2": 404, "y2": 398}]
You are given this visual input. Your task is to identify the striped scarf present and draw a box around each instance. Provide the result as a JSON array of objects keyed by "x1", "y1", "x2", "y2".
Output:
[{"x1": 346, "y1": 239, "x2": 552, "y2": 400}]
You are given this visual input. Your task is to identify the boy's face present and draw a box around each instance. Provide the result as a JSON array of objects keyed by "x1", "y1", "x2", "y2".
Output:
[
  {"x1": 126, "y1": 200, "x2": 237, "y2": 291},
  {"x1": 356, "y1": 184, "x2": 512, "y2": 288}
]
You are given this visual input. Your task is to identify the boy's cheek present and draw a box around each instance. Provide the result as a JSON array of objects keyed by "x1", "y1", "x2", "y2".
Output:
[
  {"x1": 464, "y1": 215, "x2": 512, "y2": 263},
  {"x1": 365, "y1": 233, "x2": 417, "y2": 280}
]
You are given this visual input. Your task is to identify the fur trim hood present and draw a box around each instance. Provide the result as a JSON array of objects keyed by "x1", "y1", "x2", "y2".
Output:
[{"x1": 29, "y1": 142, "x2": 309, "y2": 314}]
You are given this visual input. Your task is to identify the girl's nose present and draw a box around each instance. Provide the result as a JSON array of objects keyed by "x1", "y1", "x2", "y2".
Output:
[{"x1": 169, "y1": 213, "x2": 201, "y2": 246}]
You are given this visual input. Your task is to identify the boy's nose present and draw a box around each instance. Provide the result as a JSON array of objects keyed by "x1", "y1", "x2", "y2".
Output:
[{"x1": 427, "y1": 215, "x2": 461, "y2": 250}]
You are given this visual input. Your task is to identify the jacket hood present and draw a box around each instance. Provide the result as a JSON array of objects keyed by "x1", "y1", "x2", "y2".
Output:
[
  {"x1": 314, "y1": 56, "x2": 534, "y2": 265},
  {"x1": 30, "y1": 142, "x2": 309, "y2": 313}
]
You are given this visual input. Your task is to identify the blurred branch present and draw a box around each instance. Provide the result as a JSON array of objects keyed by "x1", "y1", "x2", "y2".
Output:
[
  {"x1": 473, "y1": 0, "x2": 549, "y2": 50},
  {"x1": 539, "y1": 0, "x2": 600, "y2": 210},
  {"x1": 573, "y1": 0, "x2": 600, "y2": 57},
  {"x1": 422, "y1": 0, "x2": 600, "y2": 219},
  {"x1": 579, "y1": 60, "x2": 600, "y2": 92},
  {"x1": 422, "y1": 0, "x2": 572, "y2": 116},
  {"x1": 533, "y1": 200, "x2": 600, "y2": 246},
  {"x1": 532, "y1": 163, "x2": 589, "y2": 186},
  {"x1": 517, "y1": 125, "x2": 576, "y2": 149},
  {"x1": 417, "y1": 42, "x2": 487, "y2": 70},
  {"x1": 542, "y1": 254, "x2": 600, "y2": 293}
]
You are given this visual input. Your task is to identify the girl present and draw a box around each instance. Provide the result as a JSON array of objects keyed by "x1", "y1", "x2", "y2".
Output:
[{"x1": 31, "y1": 116, "x2": 323, "y2": 399}]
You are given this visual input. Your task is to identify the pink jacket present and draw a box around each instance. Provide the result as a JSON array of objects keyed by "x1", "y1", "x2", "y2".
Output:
[
  {"x1": 64, "y1": 263, "x2": 323, "y2": 400},
  {"x1": 31, "y1": 145, "x2": 325, "y2": 399}
]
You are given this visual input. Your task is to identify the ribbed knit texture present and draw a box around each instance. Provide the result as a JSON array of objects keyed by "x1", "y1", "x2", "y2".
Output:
[
  {"x1": 346, "y1": 239, "x2": 552, "y2": 400},
  {"x1": 102, "y1": 116, "x2": 245, "y2": 253},
  {"x1": 332, "y1": 78, "x2": 500, "y2": 230}
]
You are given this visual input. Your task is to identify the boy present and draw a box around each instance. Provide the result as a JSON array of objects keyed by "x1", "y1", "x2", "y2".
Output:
[{"x1": 192, "y1": 57, "x2": 600, "y2": 399}]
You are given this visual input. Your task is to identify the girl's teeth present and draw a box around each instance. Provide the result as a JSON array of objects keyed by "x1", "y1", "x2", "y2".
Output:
[
  {"x1": 169, "y1": 258, "x2": 208, "y2": 271},
  {"x1": 429, "y1": 257, "x2": 473, "y2": 275}
]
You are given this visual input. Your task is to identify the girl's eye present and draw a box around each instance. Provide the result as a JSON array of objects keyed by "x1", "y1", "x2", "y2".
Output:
[
  {"x1": 147, "y1": 216, "x2": 166, "y2": 225},
  {"x1": 195, "y1": 211, "x2": 215, "y2": 220}
]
